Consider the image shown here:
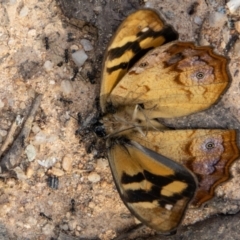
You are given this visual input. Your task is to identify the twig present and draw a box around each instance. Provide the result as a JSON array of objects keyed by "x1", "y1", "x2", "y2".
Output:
[
  {"x1": 0, "y1": 94, "x2": 42, "y2": 172},
  {"x1": 0, "y1": 115, "x2": 24, "y2": 157}
]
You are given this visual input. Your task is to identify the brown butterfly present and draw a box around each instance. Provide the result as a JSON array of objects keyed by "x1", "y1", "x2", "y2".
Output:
[{"x1": 99, "y1": 9, "x2": 239, "y2": 233}]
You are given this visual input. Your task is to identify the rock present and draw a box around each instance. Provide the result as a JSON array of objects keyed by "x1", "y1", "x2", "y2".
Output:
[
  {"x1": 209, "y1": 12, "x2": 227, "y2": 28},
  {"x1": 80, "y1": 39, "x2": 93, "y2": 51},
  {"x1": 227, "y1": 0, "x2": 240, "y2": 14},
  {"x1": 43, "y1": 60, "x2": 54, "y2": 71},
  {"x1": 61, "y1": 80, "x2": 73, "y2": 94},
  {"x1": 48, "y1": 167, "x2": 64, "y2": 176},
  {"x1": 14, "y1": 167, "x2": 27, "y2": 180},
  {"x1": 42, "y1": 223, "x2": 54, "y2": 235},
  {"x1": 88, "y1": 172, "x2": 100, "y2": 183},
  {"x1": 19, "y1": 6, "x2": 29, "y2": 17},
  {"x1": 38, "y1": 157, "x2": 57, "y2": 168},
  {"x1": 68, "y1": 220, "x2": 77, "y2": 231},
  {"x1": 62, "y1": 154, "x2": 73, "y2": 172},
  {"x1": 25, "y1": 144, "x2": 36, "y2": 162},
  {"x1": 71, "y1": 50, "x2": 88, "y2": 67}
]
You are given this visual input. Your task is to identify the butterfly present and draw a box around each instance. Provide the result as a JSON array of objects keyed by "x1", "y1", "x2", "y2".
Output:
[{"x1": 98, "y1": 9, "x2": 239, "y2": 233}]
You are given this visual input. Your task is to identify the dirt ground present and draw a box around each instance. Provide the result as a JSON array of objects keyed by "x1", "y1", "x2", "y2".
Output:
[{"x1": 1, "y1": 0, "x2": 240, "y2": 239}]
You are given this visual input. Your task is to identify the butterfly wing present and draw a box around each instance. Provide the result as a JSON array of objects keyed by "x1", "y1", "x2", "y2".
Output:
[
  {"x1": 107, "y1": 137, "x2": 197, "y2": 233},
  {"x1": 100, "y1": 9, "x2": 178, "y2": 113},
  {"x1": 109, "y1": 41, "x2": 229, "y2": 119},
  {"x1": 127, "y1": 129, "x2": 239, "y2": 206}
]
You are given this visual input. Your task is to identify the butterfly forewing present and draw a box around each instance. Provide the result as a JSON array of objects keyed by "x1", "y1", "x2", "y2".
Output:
[
  {"x1": 100, "y1": 9, "x2": 178, "y2": 113},
  {"x1": 107, "y1": 138, "x2": 197, "y2": 232}
]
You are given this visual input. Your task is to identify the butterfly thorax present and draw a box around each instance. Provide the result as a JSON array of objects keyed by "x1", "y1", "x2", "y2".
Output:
[{"x1": 101, "y1": 104, "x2": 165, "y2": 138}]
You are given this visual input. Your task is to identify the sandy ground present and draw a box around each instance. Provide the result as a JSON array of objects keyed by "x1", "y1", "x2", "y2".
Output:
[{"x1": 1, "y1": 0, "x2": 240, "y2": 239}]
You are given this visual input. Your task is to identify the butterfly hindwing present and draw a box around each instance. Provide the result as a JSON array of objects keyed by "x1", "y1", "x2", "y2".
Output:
[
  {"x1": 127, "y1": 129, "x2": 239, "y2": 206},
  {"x1": 109, "y1": 41, "x2": 229, "y2": 119},
  {"x1": 107, "y1": 137, "x2": 197, "y2": 232}
]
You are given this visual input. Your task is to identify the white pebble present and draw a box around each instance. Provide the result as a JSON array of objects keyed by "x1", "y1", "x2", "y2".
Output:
[
  {"x1": 25, "y1": 144, "x2": 36, "y2": 162},
  {"x1": 16, "y1": 115, "x2": 24, "y2": 125},
  {"x1": 19, "y1": 6, "x2": 29, "y2": 17},
  {"x1": 28, "y1": 29, "x2": 36, "y2": 37},
  {"x1": 227, "y1": 0, "x2": 240, "y2": 13},
  {"x1": 80, "y1": 39, "x2": 93, "y2": 51},
  {"x1": 38, "y1": 157, "x2": 57, "y2": 168},
  {"x1": 72, "y1": 50, "x2": 88, "y2": 67},
  {"x1": 44, "y1": 60, "x2": 54, "y2": 71},
  {"x1": 49, "y1": 80, "x2": 55, "y2": 85},
  {"x1": 194, "y1": 16, "x2": 202, "y2": 25},
  {"x1": 23, "y1": 224, "x2": 31, "y2": 229},
  {"x1": 61, "y1": 80, "x2": 73, "y2": 94},
  {"x1": 88, "y1": 172, "x2": 101, "y2": 183}
]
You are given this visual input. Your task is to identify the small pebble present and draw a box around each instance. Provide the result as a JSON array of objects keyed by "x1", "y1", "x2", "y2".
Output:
[
  {"x1": 72, "y1": 50, "x2": 88, "y2": 67},
  {"x1": 209, "y1": 12, "x2": 227, "y2": 28},
  {"x1": 61, "y1": 80, "x2": 73, "y2": 94},
  {"x1": 60, "y1": 224, "x2": 69, "y2": 231},
  {"x1": 38, "y1": 157, "x2": 57, "y2": 168},
  {"x1": 14, "y1": 167, "x2": 27, "y2": 180},
  {"x1": 42, "y1": 223, "x2": 54, "y2": 235},
  {"x1": 23, "y1": 224, "x2": 31, "y2": 229},
  {"x1": 96, "y1": 159, "x2": 108, "y2": 169},
  {"x1": 34, "y1": 131, "x2": 47, "y2": 144},
  {"x1": 62, "y1": 154, "x2": 73, "y2": 172},
  {"x1": 19, "y1": 6, "x2": 29, "y2": 17},
  {"x1": 26, "y1": 166, "x2": 34, "y2": 178},
  {"x1": 194, "y1": 16, "x2": 202, "y2": 25},
  {"x1": 88, "y1": 202, "x2": 95, "y2": 208},
  {"x1": 0, "y1": 129, "x2": 7, "y2": 137},
  {"x1": 88, "y1": 172, "x2": 100, "y2": 183},
  {"x1": 25, "y1": 144, "x2": 36, "y2": 162},
  {"x1": 16, "y1": 221, "x2": 24, "y2": 228},
  {"x1": 43, "y1": 60, "x2": 54, "y2": 71},
  {"x1": 68, "y1": 220, "x2": 77, "y2": 231},
  {"x1": 48, "y1": 167, "x2": 64, "y2": 177},
  {"x1": 227, "y1": 0, "x2": 240, "y2": 14},
  {"x1": 49, "y1": 80, "x2": 55, "y2": 85},
  {"x1": 31, "y1": 124, "x2": 41, "y2": 134},
  {"x1": 28, "y1": 29, "x2": 36, "y2": 37},
  {"x1": 80, "y1": 39, "x2": 93, "y2": 51}
]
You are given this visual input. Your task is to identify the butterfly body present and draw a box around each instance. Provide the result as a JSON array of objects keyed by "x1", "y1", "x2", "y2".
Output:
[{"x1": 99, "y1": 9, "x2": 239, "y2": 233}]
